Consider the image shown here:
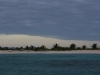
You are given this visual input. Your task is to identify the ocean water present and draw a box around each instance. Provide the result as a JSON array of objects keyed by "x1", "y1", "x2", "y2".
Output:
[{"x1": 0, "y1": 54, "x2": 100, "y2": 75}]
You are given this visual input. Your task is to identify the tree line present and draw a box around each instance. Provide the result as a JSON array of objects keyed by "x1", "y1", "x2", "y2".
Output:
[{"x1": 0, "y1": 43, "x2": 100, "y2": 51}]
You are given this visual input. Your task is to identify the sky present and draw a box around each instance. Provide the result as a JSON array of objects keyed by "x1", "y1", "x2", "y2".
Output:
[{"x1": 0, "y1": 0, "x2": 100, "y2": 48}]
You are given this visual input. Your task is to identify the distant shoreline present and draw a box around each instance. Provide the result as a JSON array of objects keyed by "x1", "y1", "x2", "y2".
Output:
[{"x1": 0, "y1": 50, "x2": 100, "y2": 54}]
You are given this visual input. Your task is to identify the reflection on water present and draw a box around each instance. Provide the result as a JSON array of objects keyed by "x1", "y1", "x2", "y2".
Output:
[{"x1": 0, "y1": 34, "x2": 100, "y2": 48}]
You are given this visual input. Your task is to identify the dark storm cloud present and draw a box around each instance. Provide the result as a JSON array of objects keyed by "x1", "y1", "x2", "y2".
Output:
[{"x1": 0, "y1": 0, "x2": 100, "y2": 40}]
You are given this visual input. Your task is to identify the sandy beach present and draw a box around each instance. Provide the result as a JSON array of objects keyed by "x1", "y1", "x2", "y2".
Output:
[{"x1": 0, "y1": 50, "x2": 100, "y2": 54}]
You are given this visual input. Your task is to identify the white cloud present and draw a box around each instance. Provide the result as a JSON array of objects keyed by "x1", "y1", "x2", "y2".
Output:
[{"x1": 0, "y1": 34, "x2": 100, "y2": 48}]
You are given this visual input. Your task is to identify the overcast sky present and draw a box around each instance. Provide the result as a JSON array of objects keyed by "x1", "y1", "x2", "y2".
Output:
[{"x1": 0, "y1": 0, "x2": 100, "y2": 47}]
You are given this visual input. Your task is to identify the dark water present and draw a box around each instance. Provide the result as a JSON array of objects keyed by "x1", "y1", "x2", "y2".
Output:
[{"x1": 0, "y1": 54, "x2": 100, "y2": 75}]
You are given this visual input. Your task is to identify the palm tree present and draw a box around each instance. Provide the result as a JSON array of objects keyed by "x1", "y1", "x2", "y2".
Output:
[
  {"x1": 40, "y1": 45, "x2": 46, "y2": 50},
  {"x1": 82, "y1": 45, "x2": 87, "y2": 50},
  {"x1": 52, "y1": 43, "x2": 60, "y2": 50},
  {"x1": 0, "y1": 46, "x2": 2, "y2": 50},
  {"x1": 25, "y1": 46, "x2": 29, "y2": 50},
  {"x1": 30, "y1": 45, "x2": 34, "y2": 50},
  {"x1": 70, "y1": 43, "x2": 76, "y2": 50},
  {"x1": 91, "y1": 43, "x2": 97, "y2": 50}
]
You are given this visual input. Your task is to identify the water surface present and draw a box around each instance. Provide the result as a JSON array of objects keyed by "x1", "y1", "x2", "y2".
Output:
[{"x1": 0, "y1": 54, "x2": 100, "y2": 75}]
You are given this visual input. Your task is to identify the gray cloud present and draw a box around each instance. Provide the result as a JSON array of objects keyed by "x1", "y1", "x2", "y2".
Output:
[{"x1": 0, "y1": 0, "x2": 100, "y2": 40}]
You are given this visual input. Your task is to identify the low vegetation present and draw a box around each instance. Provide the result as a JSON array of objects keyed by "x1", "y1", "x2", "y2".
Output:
[{"x1": 0, "y1": 43, "x2": 100, "y2": 51}]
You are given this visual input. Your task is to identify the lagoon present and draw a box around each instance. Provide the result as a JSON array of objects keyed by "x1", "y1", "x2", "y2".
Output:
[{"x1": 0, "y1": 54, "x2": 100, "y2": 75}]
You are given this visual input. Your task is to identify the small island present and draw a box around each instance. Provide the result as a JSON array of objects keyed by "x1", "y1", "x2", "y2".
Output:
[{"x1": 0, "y1": 43, "x2": 100, "y2": 54}]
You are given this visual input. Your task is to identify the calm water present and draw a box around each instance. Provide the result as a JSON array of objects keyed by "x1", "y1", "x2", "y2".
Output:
[{"x1": 0, "y1": 54, "x2": 100, "y2": 75}]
